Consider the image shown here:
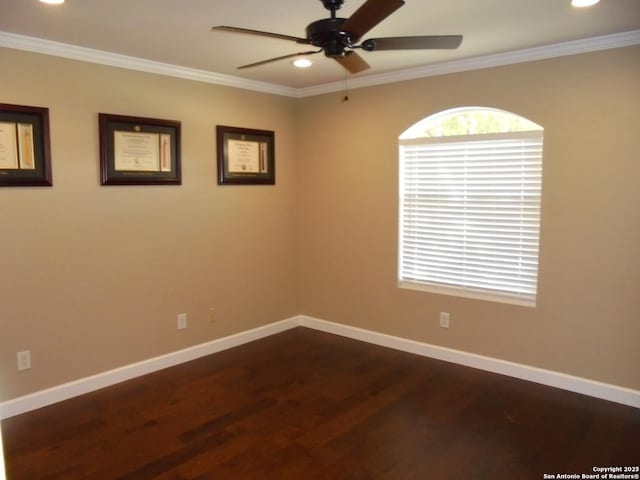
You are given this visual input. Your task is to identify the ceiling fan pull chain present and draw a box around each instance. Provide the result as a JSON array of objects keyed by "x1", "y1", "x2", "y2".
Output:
[{"x1": 342, "y1": 70, "x2": 350, "y2": 102}]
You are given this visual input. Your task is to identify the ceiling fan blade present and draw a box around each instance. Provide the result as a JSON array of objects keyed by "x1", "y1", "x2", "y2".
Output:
[
  {"x1": 341, "y1": 0, "x2": 405, "y2": 39},
  {"x1": 363, "y1": 35, "x2": 463, "y2": 51},
  {"x1": 212, "y1": 26, "x2": 310, "y2": 44},
  {"x1": 334, "y1": 51, "x2": 370, "y2": 74},
  {"x1": 238, "y1": 50, "x2": 322, "y2": 69}
]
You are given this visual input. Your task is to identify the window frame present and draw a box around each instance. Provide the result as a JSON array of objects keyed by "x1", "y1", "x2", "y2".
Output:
[{"x1": 398, "y1": 109, "x2": 543, "y2": 307}]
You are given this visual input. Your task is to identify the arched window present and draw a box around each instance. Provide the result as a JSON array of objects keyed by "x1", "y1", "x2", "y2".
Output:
[{"x1": 398, "y1": 107, "x2": 544, "y2": 306}]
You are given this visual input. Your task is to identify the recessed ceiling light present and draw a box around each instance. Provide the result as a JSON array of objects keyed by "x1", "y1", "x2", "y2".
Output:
[
  {"x1": 293, "y1": 58, "x2": 312, "y2": 68},
  {"x1": 571, "y1": 0, "x2": 600, "y2": 7},
  {"x1": 39, "y1": 0, "x2": 65, "y2": 4}
]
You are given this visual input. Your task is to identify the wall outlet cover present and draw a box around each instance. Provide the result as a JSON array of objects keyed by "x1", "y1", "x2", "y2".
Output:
[{"x1": 17, "y1": 350, "x2": 31, "y2": 371}]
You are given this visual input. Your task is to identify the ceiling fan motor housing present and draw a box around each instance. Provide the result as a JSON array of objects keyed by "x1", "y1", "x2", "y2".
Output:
[{"x1": 306, "y1": 18, "x2": 357, "y2": 57}]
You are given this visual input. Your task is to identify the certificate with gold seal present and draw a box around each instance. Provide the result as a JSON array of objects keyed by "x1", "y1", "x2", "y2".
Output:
[
  {"x1": 99, "y1": 113, "x2": 181, "y2": 185},
  {"x1": 114, "y1": 131, "x2": 160, "y2": 172},
  {"x1": 217, "y1": 125, "x2": 275, "y2": 185},
  {"x1": 228, "y1": 139, "x2": 268, "y2": 174}
]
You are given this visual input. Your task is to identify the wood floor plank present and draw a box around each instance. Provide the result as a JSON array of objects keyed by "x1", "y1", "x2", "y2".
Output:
[{"x1": 2, "y1": 327, "x2": 639, "y2": 479}]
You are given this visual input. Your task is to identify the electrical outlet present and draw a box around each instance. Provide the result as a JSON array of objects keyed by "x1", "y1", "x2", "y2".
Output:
[
  {"x1": 177, "y1": 313, "x2": 187, "y2": 330},
  {"x1": 208, "y1": 307, "x2": 216, "y2": 323},
  {"x1": 439, "y1": 312, "x2": 450, "y2": 329},
  {"x1": 17, "y1": 350, "x2": 31, "y2": 371}
]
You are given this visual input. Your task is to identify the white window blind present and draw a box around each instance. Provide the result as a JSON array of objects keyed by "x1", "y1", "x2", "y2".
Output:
[{"x1": 399, "y1": 132, "x2": 543, "y2": 306}]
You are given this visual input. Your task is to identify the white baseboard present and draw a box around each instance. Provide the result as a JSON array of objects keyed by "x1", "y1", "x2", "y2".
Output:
[
  {"x1": 2, "y1": 315, "x2": 638, "y2": 419},
  {"x1": 0, "y1": 317, "x2": 301, "y2": 420},
  {"x1": 298, "y1": 315, "x2": 640, "y2": 409}
]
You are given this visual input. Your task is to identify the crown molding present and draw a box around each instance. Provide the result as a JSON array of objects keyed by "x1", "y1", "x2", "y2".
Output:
[
  {"x1": 296, "y1": 29, "x2": 640, "y2": 97},
  {"x1": 0, "y1": 31, "x2": 298, "y2": 97},
  {"x1": 1, "y1": 29, "x2": 639, "y2": 99}
]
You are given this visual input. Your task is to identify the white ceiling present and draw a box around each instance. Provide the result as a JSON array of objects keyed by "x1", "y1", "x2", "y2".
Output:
[{"x1": 1, "y1": 0, "x2": 639, "y2": 92}]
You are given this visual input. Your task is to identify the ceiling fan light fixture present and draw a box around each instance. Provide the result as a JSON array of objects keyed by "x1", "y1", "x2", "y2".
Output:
[
  {"x1": 571, "y1": 0, "x2": 600, "y2": 7},
  {"x1": 293, "y1": 58, "x2": 313, "y2": 68},
  {"x1": 39, "y1": 0, "x2": 65, "y2": 4}
]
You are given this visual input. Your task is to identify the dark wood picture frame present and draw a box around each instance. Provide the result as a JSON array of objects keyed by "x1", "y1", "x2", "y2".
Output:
[
  {"x1": 216, "y1": 125, "x2": 275, "y2": 185},
  {"x1": 0, "y1": 103, "x2": 52, "y2": 187},
  {"x1": 99, "y1": 113, "x2": 181, "y2": 186}
]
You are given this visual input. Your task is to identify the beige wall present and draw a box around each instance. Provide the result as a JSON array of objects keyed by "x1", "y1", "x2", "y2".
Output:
[
  {"x1": 0, "y1": 48, "x2": 299, "y2": 401},
  {"x1": 295, "y1": 46, "x2": 640, "y2": 390},
  {"x1": 1, "y1": 44, "x2": 639, "y2": 403}
]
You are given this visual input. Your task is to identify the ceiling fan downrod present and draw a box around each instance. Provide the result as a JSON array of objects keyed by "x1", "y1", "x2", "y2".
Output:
[{"x1": 321, "y1": 0, "x2": 344, "y2": 18}]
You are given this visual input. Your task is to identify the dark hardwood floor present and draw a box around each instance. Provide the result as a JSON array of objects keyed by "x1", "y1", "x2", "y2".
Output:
[{"x1": 2, "y1": 327, "x2": 639, "y2": 479}]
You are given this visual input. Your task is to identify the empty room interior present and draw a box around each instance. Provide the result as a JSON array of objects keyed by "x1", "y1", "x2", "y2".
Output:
[{"x1": 1, "y1": 0, "x2": 639, "y2": 478}]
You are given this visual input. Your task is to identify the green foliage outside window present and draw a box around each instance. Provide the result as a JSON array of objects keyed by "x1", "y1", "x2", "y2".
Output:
[{"x1": 401, "y1": 107, "x2": 541, "y2": 139}]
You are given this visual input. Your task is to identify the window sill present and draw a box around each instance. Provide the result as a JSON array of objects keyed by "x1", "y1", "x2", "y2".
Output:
[{"x1": 398, "y1": 280, "x2": 536, "y2": 308}]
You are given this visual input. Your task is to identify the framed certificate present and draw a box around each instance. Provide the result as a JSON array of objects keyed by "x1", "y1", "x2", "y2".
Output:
[
  {"x1": 0, "y1": 103, "x2": 52, "y2": 187},
  {"x1": 216, "y1": 125, "x2": 275, "y2": 185},
  {"x1": 99, "y1": 113, "x2": 181, "y2": 185}
]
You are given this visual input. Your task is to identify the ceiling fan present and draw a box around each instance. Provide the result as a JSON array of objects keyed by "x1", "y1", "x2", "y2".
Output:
[{"x1": 212, "y1": 0, "x2": 463, "y2": 74}]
